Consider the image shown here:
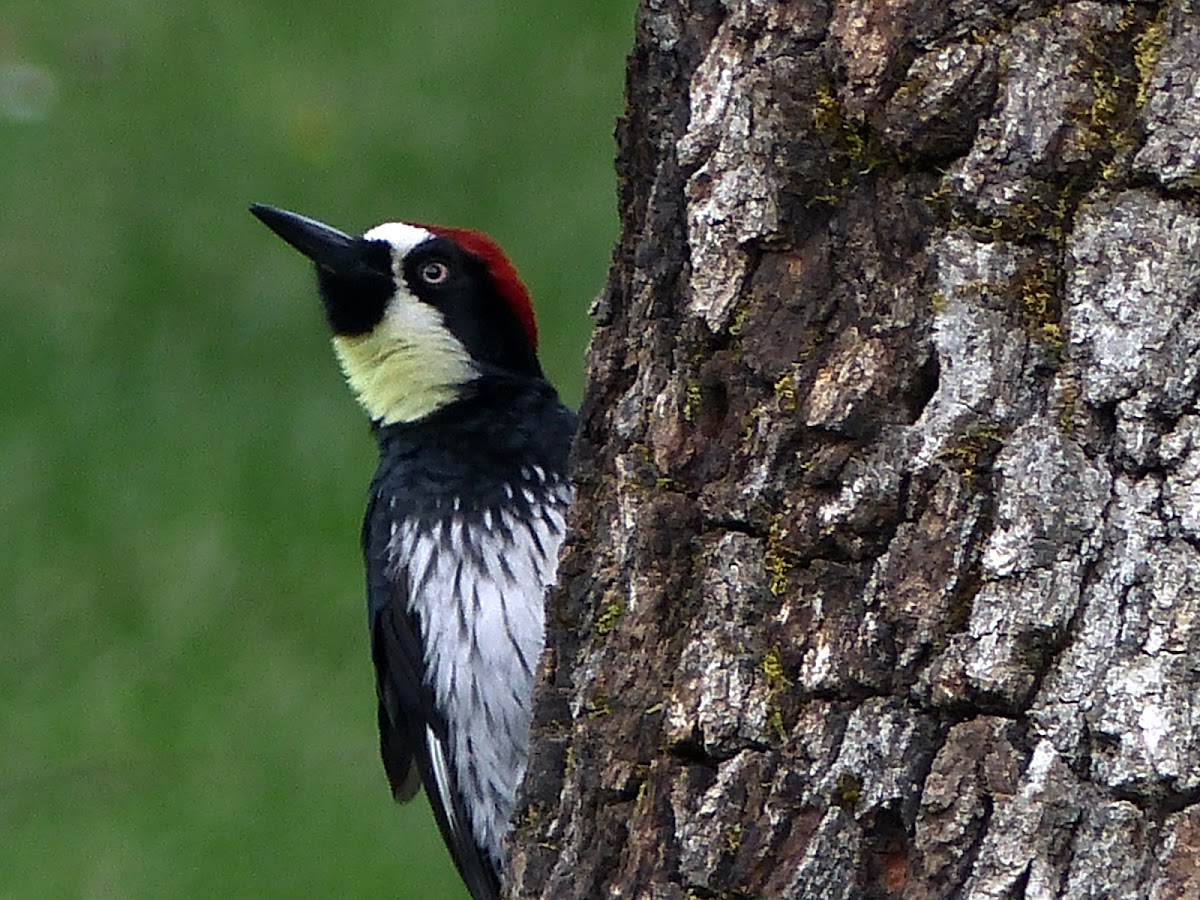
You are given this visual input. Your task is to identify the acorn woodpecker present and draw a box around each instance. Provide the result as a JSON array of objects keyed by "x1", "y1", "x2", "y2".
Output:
[{"x1": 250, "y1": 204, "x2": 575, "y2": 900}]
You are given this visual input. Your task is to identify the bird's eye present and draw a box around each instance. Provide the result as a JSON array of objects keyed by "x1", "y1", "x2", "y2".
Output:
[{"x1": 420, "y1": 261, "x2": 450, "y2": 285}]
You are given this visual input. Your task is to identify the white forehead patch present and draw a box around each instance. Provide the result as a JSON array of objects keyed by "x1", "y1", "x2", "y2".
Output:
[{"x1": 362, "y1": 221, "x2": 434, "y2": 258}]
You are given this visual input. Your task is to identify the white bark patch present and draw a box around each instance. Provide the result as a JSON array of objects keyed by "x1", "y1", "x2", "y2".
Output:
[
  {"x1": 807, "y1": 699, "x2": 932, "y2": 819},
  {"x1": 914, "y1": 231, "x2": 1040, "y2": 469},
  {"x1": 803, "y1": 641, "x2": 833, "y2": 684},
  {"x1": 1030, "y1": 473, "x2": 1200, "y2": 797},
  {"x1": 673, "y1": 751, "x2": 760, "y2": 889},
  {"x1": 961, "y1": 416, "x2": 1110, "y2": 707},
  {"x1": 948, "y1": 3, "x2": 1126, "y2": 217},
  {"x1": 1139, "y1": 703, "x2": 1170, "y2": 758},
  {"x1": 1090, "y1": 656, "x2": 1200, "y2": 794},
  {"x1": 964, "y1": 739, "x2": 1083, "y2": 899},
  {"x1": 1065, "y1": 192, "x2": 1200, "y2": 468},
  {"x1": 1165, "y1": 423, "x2": 1200, "y2": 541},
  {"x1": 981, "y1": 420, "x2": 1110, "y2": 580},
  {"x1": 1134, "y1": 0, "x2": 1200, "y2": 187},
  {"x1": 664, "y1": 534, "x2": 776, "y2": 756},
  {"x1": 677, "y1": 16, "x2": 792, "y2": 331}
]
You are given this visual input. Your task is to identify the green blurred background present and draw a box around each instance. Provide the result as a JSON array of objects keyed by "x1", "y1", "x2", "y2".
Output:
[{"x1": 2, "y1": 2, "x2": 630, "y2": 896}]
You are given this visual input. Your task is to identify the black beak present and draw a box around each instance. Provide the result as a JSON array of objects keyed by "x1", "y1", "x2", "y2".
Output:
[
  {"x1": 249, "y1": 204, "x2": 361, "y2": 273},
  {"x1": 250, "y1": 203, "x2": 395, "y2": 336}
]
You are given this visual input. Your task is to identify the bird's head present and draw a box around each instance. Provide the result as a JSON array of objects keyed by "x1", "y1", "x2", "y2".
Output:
[{"x1": 251, "y1": 204, "x2": 541, "y2": 425}]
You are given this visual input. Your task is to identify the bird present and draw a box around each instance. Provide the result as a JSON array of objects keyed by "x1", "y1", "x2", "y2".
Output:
[{"x1": 250, "y1": 204, "x2": 576, "y2": 900}]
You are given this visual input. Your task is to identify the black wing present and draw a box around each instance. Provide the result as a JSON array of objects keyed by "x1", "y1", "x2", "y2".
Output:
[{"x1": 363, "y1": 490, "x2": 502, "y2": 900}]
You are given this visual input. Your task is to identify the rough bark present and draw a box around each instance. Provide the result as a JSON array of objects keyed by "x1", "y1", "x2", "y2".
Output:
[{"x1": 510, "y1": 1, "x2": 1200, "y2": 897}]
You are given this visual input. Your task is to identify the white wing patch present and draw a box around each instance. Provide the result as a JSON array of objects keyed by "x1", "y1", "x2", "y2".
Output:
[{"x1": 389, "y1": 476, "x2": 572, "y2": 867}]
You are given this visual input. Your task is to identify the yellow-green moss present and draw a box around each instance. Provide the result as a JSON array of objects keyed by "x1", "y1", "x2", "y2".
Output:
[
  {"x1": 1058, "y1": 381, "x2": 1079, "y2": 434},
  {"x1": 623, "y1": 443, "x2": 663, "y2": 492},
  {"x1": 728, "y1": 307, "x2": 749, "y2": 338},
  {"x1": 760, "y1": 646, "x2": 792, "y2": 743},
  {"x1": 835, "y1": 771, "x2": 862, "y2": 810},
  {"x1": 587, "y1": 690, "x2": 611, "y2": 719},
  {"x1": 760, "y1": 646, "x2": 792, "y2": 693},
  {"x1": 683, "y1": 382, "x2": 702, "y2": 423},
  {"x1": 1082, "y1": 64, "x2": 1125, "y2": 156},
  {"x1": 742, "y1": 409, "x2": 760, "y2": 443},
  {"x1": 1038, "y1": 323, "x2": 1064, "y2": 347},
  {"x1": 635, "y1": 779, "x2": 649, "y2": 815},
  {"x1": 764, "y1": 553, "x2": 790, "y2": 597},
  {"x1": 1134, "y1": 13, "x2": 1168, "y2": 109},
  {"x1": 940, "y1": 423, "x2": 1004, "y2": 484},
  {"x1": 773, "y1": 372, "x2": 799, "y2": 414},
  {"x1": 813, "y1": 82, "x2": 843, "y2": 134},
  {"x1": 595, "y1": 597, "x2": 625, "y2": 636},
  {"x1": 764, "y1": 517, "x2": 797, "y2": 597},
  {"x1": 1019, "y1": 262, "x2": 1064, "y2": 350},
  {"x1": 811, "y1": 82, "x2": 899, "y2": 186},
  {"x1": 515, "y1": 803, "x2": 542, "y2": 834},
  {"x1": 725, "y1": 822, "x2": 743, "y2": 853},
  {"x1": 970, "y1": 183, "x2": 1080, "y2": 244},
  {"x1": 923, "y1": 179, "x2": 954, "y2": 210},
  {"x1": 1066, "y1": 12, "x2": 1144, "y2": 178},
  {"x1": 765, "y1": 706, "x2": 787, "y2": 743}
]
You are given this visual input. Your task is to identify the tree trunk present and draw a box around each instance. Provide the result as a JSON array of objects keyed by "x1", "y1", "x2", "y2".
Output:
[{"x1": 510, "y1": 1, "x2": 1200, "y2": 897}]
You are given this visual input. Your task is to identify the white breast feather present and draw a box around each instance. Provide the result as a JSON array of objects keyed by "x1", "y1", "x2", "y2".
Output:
[{"x1": 388, "y1": 478, "x2": 572, "y2": 866}]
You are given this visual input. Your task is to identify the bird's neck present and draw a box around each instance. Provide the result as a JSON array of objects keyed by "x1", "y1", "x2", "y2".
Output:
[
  {"x1": 369, "y1": 376, "x2": 569, "y2": 466},
  {"x1": 332, "y1": 332, "x2": 476, "y2": 425}
]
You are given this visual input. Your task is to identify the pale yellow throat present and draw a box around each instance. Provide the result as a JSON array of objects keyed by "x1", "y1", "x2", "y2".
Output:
[{"x1": 331, "y1": 295, "x2": 475, "y2": 425}]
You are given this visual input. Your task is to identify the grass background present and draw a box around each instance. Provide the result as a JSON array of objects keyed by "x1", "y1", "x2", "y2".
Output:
[{"x1": 2, "y1": 2, "x2": 631, "y2": 896}]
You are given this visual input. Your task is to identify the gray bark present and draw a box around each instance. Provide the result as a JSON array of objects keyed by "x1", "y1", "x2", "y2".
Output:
[{"x1": 510, "y1": 1, "x2": 1200, "y2": 897}]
